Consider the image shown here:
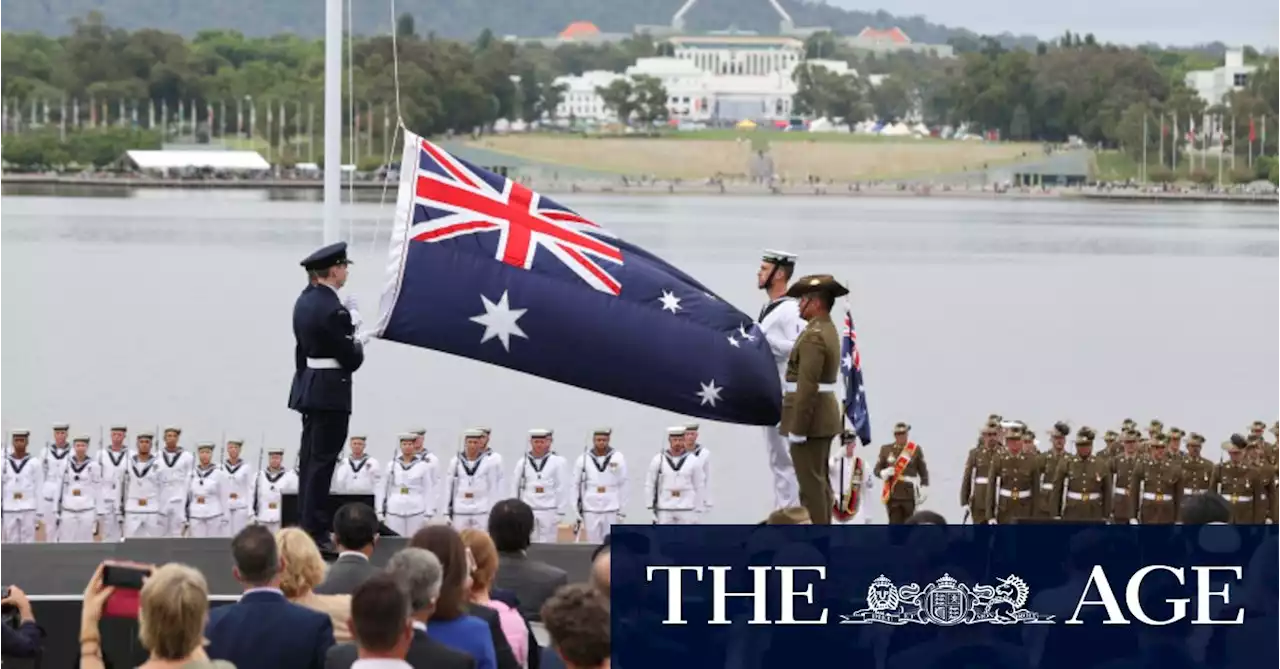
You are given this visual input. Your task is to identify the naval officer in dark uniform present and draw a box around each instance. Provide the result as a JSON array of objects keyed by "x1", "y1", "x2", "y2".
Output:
[{"x1": 289, "y1": 241, "x2": 365, "y2": 550}]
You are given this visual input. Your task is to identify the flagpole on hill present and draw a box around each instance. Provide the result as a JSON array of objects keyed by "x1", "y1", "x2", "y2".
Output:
[{"x1": 323, "y1": 0, "x2": 343, "y2": 245}]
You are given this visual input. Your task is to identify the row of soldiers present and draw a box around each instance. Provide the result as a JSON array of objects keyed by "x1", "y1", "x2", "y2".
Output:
[
  {"x1": 961, "y1": 417, "x2": 1279, "y2": 525},
  {"x1": 1, "y1": 421, "x2": 717, "y2": 544}
]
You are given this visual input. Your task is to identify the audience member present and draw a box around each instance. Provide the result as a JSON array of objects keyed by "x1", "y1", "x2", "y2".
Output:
[
  {"x1": 765, "y1": 506, "x2": 812, "y2": 525},
  {"x1": 1179, "y1": 492, "x2": 1232, "y2": 525},
  {"x1": 1, "y1": 585, "x2": 42, "y2": 660},
  {"x1": 316, "y1": 503, "x2": 381, "y2": 595},
  {"x1": 904, "y1": 510, "x2": 947, "y2": 525},
  {"x1": 540, "y1": 584, "x2": 610, "y2": 669},
  {"x1": 206, "y1": 524, "x2": 335, "y2": 669},
  {"x1": 589, "y1": 547, "x2": 610, "y2": 598},
  {"x1": 79, "y1": 563, "x2": 232, "y2": 669},
  {"x1": 344, "y1": 573, "x2": 415, "y2": 669},
  {"x1": 489, "y1": 500, "x2": 568, "y2": 622},
  {"x1": 277, "y1": 527, "x2": 354, "y2": 642},
  {"x1": 411, "y1": 526, "x2": 517, "y2": 669},
  {"x1": 462, "y1": 529, "x2": 532, "y2": 668}
]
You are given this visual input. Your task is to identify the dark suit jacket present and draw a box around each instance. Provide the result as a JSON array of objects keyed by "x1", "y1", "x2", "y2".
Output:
[
  {"x1": 206, "y1": 590, "x2": 334, "y2": 669},
  {"x1": 325, "y1": 630, "x2": 476, "y2": 669},
  {"x1": 1, "y1": 620, "x2": 42, "y2": 658},
  {"x1": 289, "y1": 283, "x2": 364, "y2": 413},
  {"x1": 315, "y1": 553, "x2": 378, "y2": 595},
  {"x1": 495, "y1": 552, "x2": 569, "y2": 622},
  {"x1": 466, "y1": 603, "x2": 522, "y2": 669},
  {"x1": 539, "y1": 647, "x2": 567, "y2": 669}
]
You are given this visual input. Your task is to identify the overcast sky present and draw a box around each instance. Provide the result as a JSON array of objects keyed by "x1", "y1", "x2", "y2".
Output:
[{"x1": 828, "y1": 0, "x2": 1278, "y2": 48}]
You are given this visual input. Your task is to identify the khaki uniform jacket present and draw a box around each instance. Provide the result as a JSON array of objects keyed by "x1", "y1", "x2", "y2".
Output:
[
  {"x1": 1180, "y1": 455, "x2": 1214, "y2": 498},
  {"x1": 987, "y1": 450, "x2": 1041, "y2": 523},
  {"x1": 960, "y1": 445, "x2": 1002, "y2": 509},
  {"x1": 1212, "y1": 461, "x2": 1262, "y2": 523},
  {"x1": 1109, "y1": 452, "x2": 1144, "y2": 521},
  {"x1": 779, "y1": 314, "x2": 842, "y2": 440},
  {"x1": 1035, "y1": 450, "x2": 1072, "y2": 517},
  {"x1": 875, "y1": 442, "x2": 930, "y2": 502},
  {"x1": 1052, "y1": 455, "x2": 1112, "y2": 521},
  {"x1": 1131, "y1": 458, "x2": 1182, "y2": 524}
]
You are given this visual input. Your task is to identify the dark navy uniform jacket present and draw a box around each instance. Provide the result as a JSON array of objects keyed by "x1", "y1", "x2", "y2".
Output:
[{"x1": 288, "y1": 283, "x2": 364, "y2": 414}]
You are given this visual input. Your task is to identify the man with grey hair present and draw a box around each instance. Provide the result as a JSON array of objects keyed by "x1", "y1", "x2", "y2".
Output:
[{"x1": 325, "y1": 548, "x2": 476, "y2": 669}]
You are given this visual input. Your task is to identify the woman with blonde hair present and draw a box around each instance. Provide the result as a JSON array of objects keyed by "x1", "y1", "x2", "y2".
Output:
[
  {"x1": 461, "y1": 528, "x2": 530, "y2": 668},
  {"x1": 275, "y1": 526, "x2": 353, "y2": 642},
  {"x1": 78, "y1": 562, "x2": 234, "y2": 668}
]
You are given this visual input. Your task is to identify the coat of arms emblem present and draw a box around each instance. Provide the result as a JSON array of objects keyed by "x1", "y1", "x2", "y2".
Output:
[{"x1": 841, "y1": 573, "x2": 1055, "y2": 626}]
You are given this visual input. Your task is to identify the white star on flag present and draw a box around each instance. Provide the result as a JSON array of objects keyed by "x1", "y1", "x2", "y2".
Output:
[
  {"x1": 726, "y1": 334, "x2": 740, "y2": 347},
  {"x1": 658, "y1": 290, "x2": 682, "y2": 313},
  {"x1": 696, "y1": 380, "x2": 723, "y2": 407},
  {"x1": 737, "y1": 324, "x2": 756, "y2": 341},
  {"x1": 470, "y1": 290, "x2": 528, "y2": 352},
  {"x1": 842, "y1": 353, "x2": 853, "y2": 370}
]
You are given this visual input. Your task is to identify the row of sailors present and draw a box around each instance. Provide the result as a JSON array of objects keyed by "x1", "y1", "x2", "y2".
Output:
[
  {"x1": 960, "y1": 420, "x2": 1280, "y2": 525},
  {"x1": 1, "y1": 422, "x2": 717, "y2": 543}
]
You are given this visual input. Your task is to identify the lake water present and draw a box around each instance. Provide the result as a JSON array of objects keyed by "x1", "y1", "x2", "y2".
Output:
[{"x1": 2, "y1": 189, "x2": 1276, "y2": 524}]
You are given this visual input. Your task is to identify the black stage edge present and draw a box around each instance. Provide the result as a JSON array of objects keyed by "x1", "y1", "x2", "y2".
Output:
[
  {"x1": 2, "y1": 537, "x2": 598, "y2": 668},
  {"x1": 281, "y1": 493, "x2": 401, "y2": 537}
]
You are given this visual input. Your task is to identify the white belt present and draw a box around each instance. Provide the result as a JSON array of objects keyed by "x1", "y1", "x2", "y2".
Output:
[
  {"x1": 1040, "y1": 483, "x2": 1054, "y2": 491},
  {"x1": 1113, "y1": 488, "x2": 1128, "y2": 495},
  {"x1": 973, "y1": 476, "x2": 990, "y2": 484},
  {"x1": 1142, "y1": 492, "x2": 1173, "y2": 501},
  {"x1": 999, "y1": 489, "x2": 1031, "y2": 499},
  {"x1": 306, "y1": 357, "x2": 341, "y2": 369},
  {"x1": 1226, "y1": 494, "x2": 1253, "y2": 502},
  {"x1": 1182, "y1": 487, "x2": 1205, "y2": 496},
  {"x1": 783, "y1": 382, "x2": 838, "y2": 393},
  {"x1": 1066, "y1": 491, "x2": 1100, "y2": 501}
]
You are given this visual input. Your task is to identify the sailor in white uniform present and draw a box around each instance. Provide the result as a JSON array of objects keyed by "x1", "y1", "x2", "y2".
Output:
[
  {"x1": 254, "y1": 448, "x2": 297, "y2": 534},
  {"x1": 97, "y1": 425, "x2": 131, "y2": 542},
  {"x1": 829, "y1": 431, "x2": 875, "y2": 525},
  {"x1": 2, "y1": 430, "x2": 43, "y2": 543},
  {"x1": 187, "y1": 443, "x2": 232, "y2": 538},
  {"x1": 646, "y1": 427, "x2": 706, "y2": 525},
  {"x1": 756, "y1": 249, "x2": 804, "y2": 510},
  {"x1": 221, "y1": 438, "x2": 256, "y2": 536},
  {"x1": 56, "y1": 436, "x2": 101, "y2": 542},
  {"x1": 333, "y1": 434, "x2": 383, "y2": 496},
  {"x1": 409, "y1": 429, "x2": 428, "y2": 461},
  {"x1": 409, "y1": 430, "x2": 442, "y2": 502},
  {"x1": 446, "y1": 429, "x2": 503, "y2": 531},
  {"x1": 477, "y1": 427, "x2": 506, "y2": 495},
  {"x1": 156, "y1": 426, "x2": 194, "y2": 537},
  {"x1": 513, "y1": 429, "x2": 570, "y2": 543},
  {"x1": 39, "y1": 422, "x2": 74, "y2": 541},
  {"x1": 381, "y1": 434, "x2": 437, "y2": 538},
  {"x1": 123, "y1": 432, "x2": 165, "y2": 539},
  {"x1": 571, "y1": 428, "x2": 629, "y2": 543},
  {"x1": 683, "y1": 423, "x2": 713, "y2": 519}
]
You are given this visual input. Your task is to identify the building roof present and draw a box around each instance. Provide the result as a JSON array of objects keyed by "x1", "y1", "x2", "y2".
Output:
[
  {"x1": 560, "y1": 21, "x2": 601, "y2": 39},
  {"x1": 669, "y1": 35, "x2": 803, "y2": 48},
  {"x1": 124, "y1": 150, "x2": 271, "y2": 171},
  {"x1": 856, "y1": 27, "x2": 911, "y2": 44}
]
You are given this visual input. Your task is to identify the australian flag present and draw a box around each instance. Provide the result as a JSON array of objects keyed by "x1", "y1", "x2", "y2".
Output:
[
  {"x1": 370, "y1": 132, "x2": 782, "y2": 425},
  {"x1": 841, "y1": 310, "x2": 872, "y2": 445}
]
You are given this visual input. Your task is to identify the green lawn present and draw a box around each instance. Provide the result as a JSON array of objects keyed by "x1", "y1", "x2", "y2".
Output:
[
  {"x1": 653, "y1": 128, "x2": 944, "y2": 143},
  {"x1": 1091, "y1": 149, "x2": 1242, "y2": 183}
]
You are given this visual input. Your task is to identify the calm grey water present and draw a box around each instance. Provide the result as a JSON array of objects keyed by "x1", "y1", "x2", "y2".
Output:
[{"x1": 2, "y1": 190, "x2": 1276, "y2": 523}]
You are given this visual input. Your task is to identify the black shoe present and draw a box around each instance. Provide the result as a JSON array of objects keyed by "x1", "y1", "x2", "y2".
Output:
[{"x1": 315, "y1": 537, "x2": 339, "y2": 560}]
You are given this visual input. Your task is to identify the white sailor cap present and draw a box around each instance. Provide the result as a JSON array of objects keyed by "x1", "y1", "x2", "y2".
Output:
[
  {"x1": 267, "y1": 447, "x2": 285, "y2": 455},
  {"x1": 685, "y1": 423, "x2": 700, "y2": 431},
  {"x1": 474, "y1": 427, "x2": 492, "y2": 435},
  {"x1": 197, "y1": 441, "x2": 216, "y2": 451},
  {"x1": 667, "y1": 426, "x2": 687, "y2": 437},
  {"x1": 109, "y1": 424, "x2": 128, "y2": 432},
  {"x1": 463, "y1": 429, "x2": 486, "y2": 439},
  {"x1": 136, "y1": 431, "x2": 155, "y2": 439},
  {"x1": 73, "y1": 435, "x2": 91, "y2": 443},
  {"x1": 761, "y1": 249, "x2": 797, "y2": 266},
  {"x1": 11, "y1": 430, "x2": 30, "y2": 438},
  {"x1": 164, "y1": 426, "x2": 182, "y2": 434},
  {"x1": 349, "y1": 435, "x2": 367, "y2": 441},
  {"x1": 226, "y1": 438, "x2": 244, "y2": 445},
  {"x1": 397, "y1": 433, "x2": 418, "y2": 442},
  {"x1": 52, "y1": 422, "x2": 70, "y2": 431},
  {"x1": 592, "y1": 427, "x2": 612, "y2": 436},
  {"x1": 409, "y1": 428, "x2": 426, "y2": 436},
  {"x1": 529, "y1": 428, "x2": 553, "y2": 438}
]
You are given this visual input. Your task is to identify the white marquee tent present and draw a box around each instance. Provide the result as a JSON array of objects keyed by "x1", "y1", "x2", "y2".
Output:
[{"x1": 122, "y1": 150, "x2": 271, "y2": 172}]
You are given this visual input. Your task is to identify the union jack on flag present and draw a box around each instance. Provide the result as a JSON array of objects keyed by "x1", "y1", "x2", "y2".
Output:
[
  {"x1": 372, "y1": 131, "x2": 784, "y2": 425},
  {"x1": 842, "y1": 310, "x2": 873, "y2": 445}
]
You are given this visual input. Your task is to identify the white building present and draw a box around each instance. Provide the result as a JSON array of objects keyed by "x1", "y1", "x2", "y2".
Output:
[
  {"x1": 1185, "y1": 49, "x2": 1258, "y2": 106},
  {"x1": 552, "y1": 34, "x2": 853, "y2": 124}
]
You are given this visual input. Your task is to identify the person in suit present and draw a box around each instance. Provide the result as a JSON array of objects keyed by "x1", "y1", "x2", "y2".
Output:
[
  {"x1": 489, "y1": 499, "x2": 569, "y2": 622},
  {"x1": 0, "y1": 585, "x2": 41, "y2": 660},
  {"x1": 316, "y1": 502, "x2": 381, "y2": 595},
  {"x1": 289, "y1": 241, "x2": 365, "y2": 551},
  {"x1": 206, "y1": 524, "x2": 335, "y2": 669},
  {"x1": 277, "y1": 527, "x2": 354, "y2": 642},
  {"x1": 337, "y1": 573, "x2": 415, "y2": 669},
  {"x1": 412, "y1": 526, "x2": 522, "y2": 669},
  {"x1": 327, "y1": 551, "x2": 476, "y2": 669}
]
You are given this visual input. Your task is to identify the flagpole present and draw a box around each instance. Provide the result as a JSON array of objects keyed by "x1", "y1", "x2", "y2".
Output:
[
  {"x1": 1141, "y1": 114, "x2": 1148, "y2": 182},
  {"x1": 1158, "y1": 113, "x2": 1164, "y2": 168},
  {"x1": 324, "y1": 0, "x2": 343, "y2": 244},
  {"x1": 1172, "y1": 113, "x2": 1178, "y2": 173},
  {"x1": 1217, "y1": 115, "x2": 1224, "y2": 187},
  {"x1": 1230, "y1": 114, "x2": 1237, "y2": 172}
]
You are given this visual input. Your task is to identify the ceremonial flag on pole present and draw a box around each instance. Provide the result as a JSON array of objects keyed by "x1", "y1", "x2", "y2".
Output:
[
  {"x1": 370, "y1": 132, "x2": 783, "y2": 425},
  {"x1": 840, "y1": 311, "x2": 873, "y2": 446}
]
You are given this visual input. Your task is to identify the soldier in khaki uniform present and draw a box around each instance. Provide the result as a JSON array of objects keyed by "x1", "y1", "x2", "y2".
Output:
[
  {"x1": 1034, "y1": 422, "x2": 1072, "y2": 519},
  {"x1": 1166, "y1": 427, "x2": 1186, "y2": 463},
  {"x1": 1101, "y1": 430, "x2": 1120, "y2": 457},
  {"x1": 1180, "y1": 433, "x2": 1214, "y2": 499},
  {"x1": 1109, "y1": 431, "x2": 1144, "y2": 524},
  {"x1": 960, "y1": 422, "x2": 1003, "y2": 524},
  {"x1": 874, "y1": 422, "x2": 930, "y2": 524},
  {"x1": 1212, "y1": 441, "x2": 1263, "y2": 523},
  {"x1": 1147, "y1": 419, "x2": 1164, "y2": 440},
  {"x1": 1131, "y1": 434, "x2": 1181, "y2": 525},
  {"x1": 987, "y1": 426, "x2": 1040, "y2": 524},
  {"x1": 1052, "y1": 427, "x2": 1111, "y2": 522},
  {"x1": 778, "y1": 274, "x2": 846, "y2": 525}
]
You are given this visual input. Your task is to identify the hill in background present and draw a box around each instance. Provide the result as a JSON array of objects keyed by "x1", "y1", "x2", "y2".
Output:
[{"x1": 1, "y1": 0, "x2": 1036, "y2": 47}]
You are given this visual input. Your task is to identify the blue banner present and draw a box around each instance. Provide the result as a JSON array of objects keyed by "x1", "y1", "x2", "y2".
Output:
[{"x1": 611, "y1": 525, "x2": 1278, "y2": 669}]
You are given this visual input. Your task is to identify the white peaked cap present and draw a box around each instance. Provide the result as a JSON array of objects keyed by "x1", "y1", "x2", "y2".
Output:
[
  {"x1": 409, "y1": 428, "x2": 426, "y2": 435},
  {"x1": 73, "y1": 435, "x2": 91, "y2": 442},
  {"x1": 529, "y1": 428, "x2": 553, "y2": 438},
  {"x1": 52, "y1": 422, "x2": 70, "y2": 430},
  {"x1": 667, "y1": 426, "x2": 687, "y2": 436},
  {"x1": 463, "y1": 429, "x2": 486, "y2": 438},
  {"x1": 397, "y1": 433, "x2": 417, "y2": 441}
]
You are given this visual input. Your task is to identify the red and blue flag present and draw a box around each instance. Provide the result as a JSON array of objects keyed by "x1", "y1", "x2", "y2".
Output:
[{"x1": 842, "y1": 310, "x2": 872, "y2": 445}]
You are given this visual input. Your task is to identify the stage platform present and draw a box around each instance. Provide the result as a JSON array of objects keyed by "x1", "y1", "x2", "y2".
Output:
[{"x1": 1, "y1": 539, "x2": 598, "y2": 668}]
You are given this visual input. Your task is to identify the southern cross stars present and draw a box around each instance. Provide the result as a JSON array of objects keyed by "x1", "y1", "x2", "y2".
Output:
[
  {"x1": 658, "y1": 290, "x2": 682, "y2": 313},
  {"x1": 697, "y1": 380, "x2": 723, "y2": 407},
  {"x1": 470, "y1": 290, "x2": 528, "y2": 352}
]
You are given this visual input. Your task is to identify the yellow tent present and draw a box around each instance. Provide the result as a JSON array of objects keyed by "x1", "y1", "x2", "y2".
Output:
[{"x1": 735, "y1": 119, "x2": 758, "y2": 130}]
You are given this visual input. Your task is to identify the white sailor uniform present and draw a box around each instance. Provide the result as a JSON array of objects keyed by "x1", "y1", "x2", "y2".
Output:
[
  {"x1": 97, "y1": 447, "x2": 131, "y2": 542},
  {"x1": 254, "y1": 468, "x2": 297, "y2": 534},
  {"x1": 57, "y1": 455, "x2": 102, "y2": 542},
  {"x1": 646, "y1": 451, "x2": 705, "y2": 525},
  {"x1": 187, "y1": 464, "x2": 232, "y2": 538},
  {"x1": 513, "y1": 452, "x2": 570, "y2": 544},
  {"x1": 2, "y1": 452, "x2": 43, "y2": 543},
  {"x1": 828, "y1": 451, "x2": 875, "y2": 525},
  {"x1": 124, "y1": 456, "x2": 165, "y2": 538},
  {"x1": 381, "y1": 456, "x2": 437, "y2": 538},
  {"x1": 571, "y1": 448, "x2": 629, "y2": 543},
  {"x1": 446, "y1": 452, "x2": 503, "y2": 531},
  {"x1": 157, "y1": 449, "x2": 194, "y2": 537},
  {"x1": 759, "y1": 294, "x2": 804, "y2": 510},
  {"x1": 221, "y1": 459, "x2": 256, "y2": 536},
  {"x1": 689, "y1": 444, "x2": 714, "y2": 517},
  {"x1": 332, "y1": 454, "x2": 383, "y2": 496},
  {"x1": 39, "y1": 444, "x2": 73, "y2": 540}
]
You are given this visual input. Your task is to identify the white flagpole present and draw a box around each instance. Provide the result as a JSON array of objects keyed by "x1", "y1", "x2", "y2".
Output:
[{"x1": 324, "y1": 0, "x2": 343, "y2": 244}]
